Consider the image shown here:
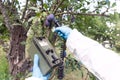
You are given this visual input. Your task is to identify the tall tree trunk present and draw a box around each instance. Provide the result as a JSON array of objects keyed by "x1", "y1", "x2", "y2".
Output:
[{"x1": 7, "y1": 24, "x2": 29, "y2": 79}]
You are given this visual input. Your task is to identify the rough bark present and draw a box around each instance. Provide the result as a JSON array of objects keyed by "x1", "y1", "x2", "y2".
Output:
[
  {"x1": 7, "y1": 24, "x2": 31, "y2": 79},
  {"x1": 0, "y1": 1, "x2": 33, "y2": 79},
  {"x1": 0, "y1": 0, "x2": 13, "y2": 30}
]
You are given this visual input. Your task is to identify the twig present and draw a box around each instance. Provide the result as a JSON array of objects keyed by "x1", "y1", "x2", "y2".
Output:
[
  {"x1": 41, "y1": 0, "x2": 43, "y2": 9},
  {"x1": 101, "y1": 8, "x2": 109, "y2": 15},
  {"x1": 49, "y1": 0, "x2": 59, "y2": 12},
  {"x1": 21, "y1": 0, "x2": 28, "y2": 20},
  {"x1": 55, "y1": 12, "x2": 110, "y2": 17},
  {"x1": 53, "y1": 0, "x2": 65, "y2": 14},
  {"x1": 92, "y1": 8, "x2": 98, "y2": 13},
  {"x1": 7, "y1": 0, "x2": 11, "y2": 5}
]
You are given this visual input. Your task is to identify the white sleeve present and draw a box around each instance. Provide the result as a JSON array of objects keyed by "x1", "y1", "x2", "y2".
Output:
[
  {"x1": 25, "y1": 77, "x2": 43, "y2": 80},
  {"x1": 66, "y1": 29, "x2": 120, "y2": 80}
]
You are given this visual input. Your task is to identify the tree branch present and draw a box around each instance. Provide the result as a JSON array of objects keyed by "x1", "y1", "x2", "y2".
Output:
[
  {"x1": 0, "y1": 1, "x2": 12, "y2": 31},
  {"x1": 49, "y1": 0, "x2": 58, "y2": 11},
  {"x1": 21, "y1": 0, "x2": 28, "y2": 20},
  {"x1": 101, "y1": 8, "x2": 109, "y2": 15},
  {"x1": 41, "y1": 0, "x2": 43, "y2": 9},
  {"x1": 55, "y1": 12, "x2": 109, "y2": 17},
  {"x1": 53, "y1": 0, "x2": 64, "y2": 14}
]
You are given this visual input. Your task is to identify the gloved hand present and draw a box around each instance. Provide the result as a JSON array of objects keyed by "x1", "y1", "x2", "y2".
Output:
[
  {"x1": 25, "y1": 54, "x2": 50, "y2": 80},
  {"x1": 54, "y1": 26, "x2": 72, "y2": 40}
]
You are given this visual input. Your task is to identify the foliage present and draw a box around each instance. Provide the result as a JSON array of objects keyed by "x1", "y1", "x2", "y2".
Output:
[
  {"x1": 109, "y1": 12, "x2": 120, "y2": 52},
  {"x1": 0, "y1": 0, "x2": 120, "y2": 80},
  {"x1": 0, "y1": 15, "x2": 9, "y2": 40}
]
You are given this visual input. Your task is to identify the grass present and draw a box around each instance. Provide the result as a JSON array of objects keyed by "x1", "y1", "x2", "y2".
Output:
[{"x1": 0, "y1": 45, "x2": 10, "y2": 80}]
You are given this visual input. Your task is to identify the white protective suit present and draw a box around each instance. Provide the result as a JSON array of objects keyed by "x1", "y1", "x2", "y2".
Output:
[
  {"x1": 25, "y1": 77, "x2": 42, "y2": 80},
  {"x1": 66, "y1": 29, "x2": 120, "y2": 80}
]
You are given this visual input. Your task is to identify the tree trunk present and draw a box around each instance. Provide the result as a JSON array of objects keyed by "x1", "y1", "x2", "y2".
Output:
[
  {"x1": 0, "y1": 1, "x2": 33, "y2": 79},
  {"x1": 7, "y1": 24, "x2": 30, "y2": 79}
]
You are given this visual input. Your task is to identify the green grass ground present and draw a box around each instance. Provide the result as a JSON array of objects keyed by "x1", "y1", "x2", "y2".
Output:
[{"x1": 0, "y1": 45, "x2": 10, "y2": 80}]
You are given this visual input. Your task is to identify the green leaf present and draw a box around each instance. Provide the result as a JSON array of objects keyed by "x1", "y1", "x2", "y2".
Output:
[
  {"x1": 0, "y1": 23, "x2": 3, "y2": 26},
  {"x1": 101, "y1": 1, "x2": 107, "y2": 5},
  {"x1": 107, "y1": 1, "x2": 110, "y2": 7},
  {"x1": 87, "y1": 1, "x2": 90, "y2": 5},
  {"x1": 43, "y1": 3, "x2": 48, "y2": 9},
  {"x1": 112, "y1": 2, "x2": 116, "y2": 8},
  {"x1": 28, "y1": 17, "x2": 35, "y2": 22},
  {"x1": 42, "y1": 12, "x2": 47, "y2": 17},
  {"x1": 14, "y1": 0, "x2": 19, "y2": 5},
  {"x1": 36, "y1": 12, "x2": 41, "y2": 17},
  {"x1": 30, "y1": 0, "x2": 37, "y2": 3},
  {"x1": 29, "y1": 7, "x2": 39, "y2": 11}
]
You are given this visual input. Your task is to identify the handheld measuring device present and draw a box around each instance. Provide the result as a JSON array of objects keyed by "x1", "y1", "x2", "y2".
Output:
[{"x1": 28, "y1": 37, "x2": 60, "y2": 76}]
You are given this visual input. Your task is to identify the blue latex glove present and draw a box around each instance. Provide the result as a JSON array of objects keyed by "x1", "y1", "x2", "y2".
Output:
[
  {"x1": 54, "y1": 26, "x2": 72, "y2": 40},
  {"x1": 32, "y1": 54, "x2": 50, "y2": 80}
]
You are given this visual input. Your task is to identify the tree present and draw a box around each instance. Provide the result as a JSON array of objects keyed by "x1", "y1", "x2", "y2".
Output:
[
  {"x1": 0, "y1": 0, "x2": 34, "y2": 79},
  {"x1": 0, "y1": 0, "x2": 118, "y2": 79}
]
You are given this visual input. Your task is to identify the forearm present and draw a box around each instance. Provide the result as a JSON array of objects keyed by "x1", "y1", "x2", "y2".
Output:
[{"x1": 66, "y1": 29, "x2": 120, "y2": 80}]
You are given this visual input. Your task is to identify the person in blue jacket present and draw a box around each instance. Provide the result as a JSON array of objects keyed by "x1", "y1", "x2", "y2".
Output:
[{"x1": 26, "y1": 26, "x2": 120, "y2": 80}]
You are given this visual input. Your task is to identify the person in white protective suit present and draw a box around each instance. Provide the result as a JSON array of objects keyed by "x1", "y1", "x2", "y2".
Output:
[{"x1": 26, "y1": 26, "x2": 120, "y2": 80}]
